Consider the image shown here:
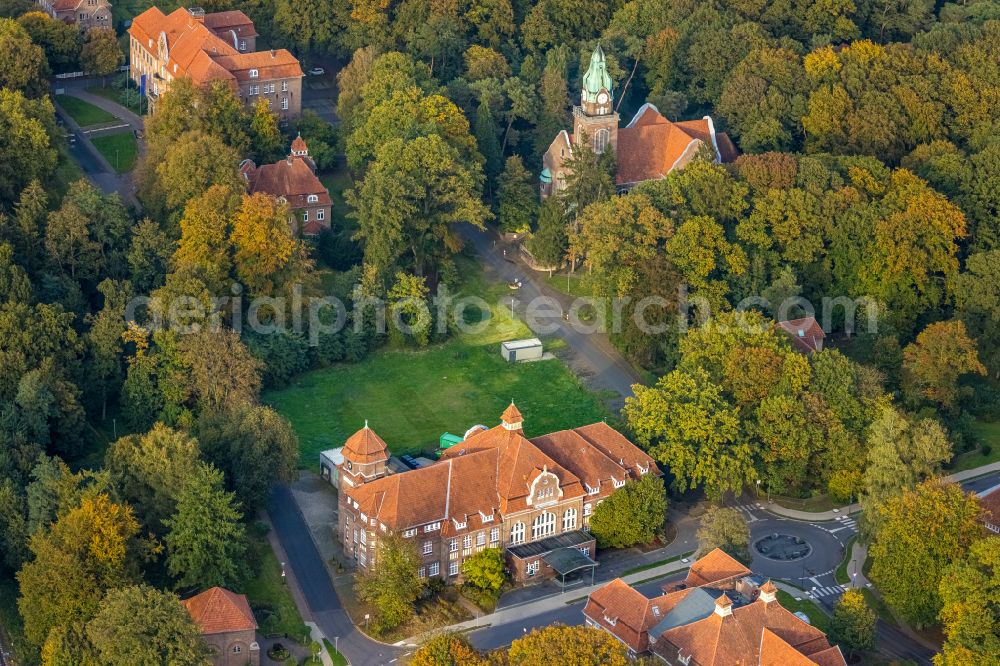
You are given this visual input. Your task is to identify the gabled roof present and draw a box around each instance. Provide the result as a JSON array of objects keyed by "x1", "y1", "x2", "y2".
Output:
[
  {"x1": 583, "y1": 578, "x2": 693, "y2": 654},
  {"x1": 245, "y1": 155, "x2": 331, "y2": 210},
  {"x1": 203, "y1": 10, "x2": 258, "y2": 37},
  {"x1": 685, "y1": 548, "x2": 752, "y2": 588},
  {"x1": 776, "y1": 316, "x2": 826, "y2": 354},
  {"x1": 616, "y1": 105, "x2": 734, "y2": 186},
  {"x1": 978, "y1": 485, "x2": 1000, "y2": 528},
  {"x1": 182, "y1": 587, "x2": 257, "y2": 635},
  {"x1": 342, "y1": 425, "x2": 389, "y2": 465}
]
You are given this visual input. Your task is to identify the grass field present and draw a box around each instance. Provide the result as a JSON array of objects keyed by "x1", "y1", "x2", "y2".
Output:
[
  {"x1": 950, "y1": 420, "x2": 1000, "y2": 471},
  {"x1": 87, "y1": 84, "x2": 147, "y2": 115},
  {"x1": 319, "y1": 168, "x2": 353, "y2": 224},
  {"x1": 835, "y1": 535, "x2": 857, "y2": 585},
  {"x1": 241, "y1": 527, "x2": 310, "y2": 642},
  {"x1": 57, "y1": 95, "x2": 116, "y2": 126},
  {"x1": 265, "y1": 258, "x2": 610, "y2": 464},
  {"x1": 776, "y1": 589, "x2": 830, "y2": 633},
  {"x1": 543, "y1": 273, "x2": 592, "y2": 298},
  {"x1": 91, "y1": 132, "x2": 139, "y2": 173}
]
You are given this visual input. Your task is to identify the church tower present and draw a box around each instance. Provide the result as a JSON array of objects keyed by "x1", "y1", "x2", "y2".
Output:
[
  {"x1": 573, "y1": 45, "x2": 619, "y2": 155},
  {"x1": 338, "y1": 422, "x2": 389, "y2": 490}
]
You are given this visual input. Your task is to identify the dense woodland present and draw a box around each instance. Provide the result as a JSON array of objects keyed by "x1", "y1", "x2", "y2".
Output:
[{"x1": 1, "y1": 0, "x2": 1000, "y2": 661}]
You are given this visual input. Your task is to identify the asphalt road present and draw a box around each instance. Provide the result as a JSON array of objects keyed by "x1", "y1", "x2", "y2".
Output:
[
  {"x1": 268, "y1": 485, "x2": 402, "y2": 666},
  {"x1": 459, "y1": 223, "x2": 643, "y2": 405}
]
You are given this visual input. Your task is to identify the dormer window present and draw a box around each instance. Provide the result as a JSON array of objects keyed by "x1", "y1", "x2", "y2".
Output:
[
  {"x1": 249, "y1": 69, "x2": 259, "y2": 78},
  {"x1": 452, "y1": 518, "x2": 467, "y2": 530},
  {"x1": 307, "y1": 194, "x2": 319, "y2": 203},
  {"x1": 613, "y1": 478, "x2": 625, "y2": 489},
  {"x1": 603, "y1": 614, "x2": 617, "y2": 626},
  {"x1": 586, "y1": 484, "x2": 600, "y2": 495},
  {"x1": 480, "y1": 511, "x2": 493, "y2": 523}
]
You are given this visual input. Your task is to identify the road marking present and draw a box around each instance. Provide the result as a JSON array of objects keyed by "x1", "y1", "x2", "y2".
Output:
[
  {"x1": 83, "y1": 123, "x2": 130, "y2": 134},
  {"x1": 810, "y1": 585, "x2": 847, "y2": 597}
]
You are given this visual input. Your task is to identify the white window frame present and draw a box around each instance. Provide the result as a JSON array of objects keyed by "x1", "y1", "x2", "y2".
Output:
[
  {"x1": 476, "y1": 532, "x2": 485, "y2": 547},
  {"x1": 282, "y1": 81, "x2": 288, "y2": 92},
  {"x1": 308, "y1": 194, "x2": 319, "y2": 203},
  {"x1": 449, "y1": 562, "x2": 459, "y2": 576},
  {"x1": 563, "y1": 508, "x2": 577, "y2": 531},
  {"x1": 463, "y1": 534, "x2": 472, "y2": 550},
  {"x1": 317, "y1": 209, "x2": 325, "y2": 221},
  {"x1": 428, "y1": 562, "x2": 439, "y2": 577},
  {"x1": 281, "y1": 97, "x2": 289, "y2": 110},
  {"x1": 303, "y1": 210, "x2": 309, "y2": 222},
  {"x1": 249, "y1": 84, "x2": 259, "y2": 96},
  {"x1": 422, "y1": 541, "x2": 432, "y2": 555},
  {"x1": 490, "y1": 527, "x2": 500, "y2": 543},
  {"x1": 510, "y1": 522, "x2": 525, "y2": 544},
  {"x1": 531, "y1": 511, "x2": 555, "y2": 540},
  {"x1": 449, "y1": 539, "x2": 458, "y2": 553},
  {"x1": 249, "y1": 68, "x2": 259, "y2": 78}
]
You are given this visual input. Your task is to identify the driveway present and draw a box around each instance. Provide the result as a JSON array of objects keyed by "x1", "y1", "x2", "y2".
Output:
[
  {"x1": 268, "y1": 485, "x2": 401, "y2": 666},
  {"x1": 459, "y1": 223, "x2": 644, "y2": 409}
]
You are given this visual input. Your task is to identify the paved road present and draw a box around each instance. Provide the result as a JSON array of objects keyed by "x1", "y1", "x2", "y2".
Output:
[
  {"x1": 269, "y1": 485, "x2": 402, "y2": 666},
  {"x1": 460, "y1": 223, "x2": 643, "y2": 407}
]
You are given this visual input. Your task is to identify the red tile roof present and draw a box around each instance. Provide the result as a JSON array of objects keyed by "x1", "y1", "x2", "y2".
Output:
[
  {"x1": 685, "y1": 548, "x2": 752, "y2": 588},
  {"x1": 129, "y1": 8, "x2": 300, "y2": 88},
  {"x1": 182, "y1": 587, "x2": 257, "y2": 635},
  {"x1": 501, "y1": 402, "x2": 523, "y2": 426},
  {"x1": 979, "y1": 486, "x2": 1000, "y2": 529},
  {"x1": 203, "y1": 10, "x2": 258, "y2": 38},
  {"x1": 616, "y1": 106, "x2": 735, "y2": 186},
  {"x1": 244, "y1": 155, "x2": 331, "y2": 210},
  {"x1": 347, "y1": 408, "x2": 650, "y2": 530},
  {"x1": 583, "y1": 579, "x2": 692, "y2": 653},
  {"x1": 776, "y1": 316, "x2": 826, "y2": 354},
  {"x1": 342, "y1": 425, "x2": 389, "y2": 465}
]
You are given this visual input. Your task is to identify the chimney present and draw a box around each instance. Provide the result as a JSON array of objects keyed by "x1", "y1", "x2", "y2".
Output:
[
  {"x1": 187, "y1": 7, "x2": 205, "y2": 22},
  {"x1": 759, "y1": 581, "x2": 777, "y2": 604},
  {"x1": 714, "y1": 594, "x2": 733, "y2": 618},
  {"x1": 270, "y1": 49, "x2": 276, "y2": 58}
]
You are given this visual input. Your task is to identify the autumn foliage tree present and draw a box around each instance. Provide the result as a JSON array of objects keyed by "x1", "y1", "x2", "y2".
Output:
[
  {"x1": 508, "y1": 625, "x2": 629, "y2": 666},
  {"x1": 410, "y1": 633, "x2": 488, "y2": 666},
  {"x1": 589, "y1": 473, "x2": 667, "y2": 548},
  {"x1": 936, "y1": 536, "x2": 1000, "y2": 665},
  {"x1": 902, "y1": 320, "x2": 986, "y2": 413},
  {"x1": 869, "y1": 480, "x2": 983, "y2": 628},
  {"x1": 355, "y1": 532, "x2": 425, "y2": 634}
]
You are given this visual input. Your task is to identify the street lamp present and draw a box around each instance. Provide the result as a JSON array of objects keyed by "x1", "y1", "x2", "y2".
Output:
[
  {"x1": 280, "y1": 561, "x2": 286, "y2": 583},
  {"x1": 755, "y1": 479, "x2": 761, "y2": 499},
  {"x1": 364, "y1": 614, "x2": 370, "y2": 631}
]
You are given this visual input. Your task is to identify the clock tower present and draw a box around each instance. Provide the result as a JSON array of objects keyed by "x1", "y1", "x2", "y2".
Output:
[{"x1": 573, "y1": 45, "x2": 619, "y2": 155}]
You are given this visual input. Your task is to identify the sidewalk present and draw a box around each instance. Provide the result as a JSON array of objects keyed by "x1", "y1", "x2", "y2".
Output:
[
  {"x1": 402, "y1": 559, "x2": 691, "y2": 645},
  {"x1": 763, "y1": 459, "x2": 1000, "y2": 522}
]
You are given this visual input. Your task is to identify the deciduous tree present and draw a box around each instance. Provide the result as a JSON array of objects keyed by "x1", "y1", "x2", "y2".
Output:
[
  {"x1": 830, "y1": 589, "x2": 876, "y2": 657},
  {"x1": 902, "y1": 320, "x2": 986, "y2": 413},
  {"x1": 589, "y1": 473, "x2": 666, "y2": 548},
  {"x1": 508, "y1": 625, "x2": 628, "y2": 666},
  {"x1": 936, "y1": 536, "x2": 1000, "y2": 665},
  {"x1": 79, "y1": 27, "x2": 121, "y2": 83},
  {"x1": 355, "y1": 532, "x2": 425, "y2": 634},
  {"x1": 695, "y1": 505, "x2": 750, "y2": 563},
  {"x1": 0, "y1": 18, "x2": 48, "y2": 96},
  {"x1": 461, "y1": 547, "x2": 507, "y2": 594}
]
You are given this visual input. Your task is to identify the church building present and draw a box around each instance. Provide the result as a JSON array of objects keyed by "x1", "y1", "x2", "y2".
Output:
[{"x1": 540, "y1": 46, "x2": 738, "y2": 196}]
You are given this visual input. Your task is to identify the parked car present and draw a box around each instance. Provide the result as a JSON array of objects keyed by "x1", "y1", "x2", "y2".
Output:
[{"x1": 307, "y1": 67, "x2": 325, "y2": 76}]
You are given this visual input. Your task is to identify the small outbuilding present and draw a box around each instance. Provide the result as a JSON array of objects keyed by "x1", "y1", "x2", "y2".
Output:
[
  {"x1": 319, "y1": 448, "x2": 344, "y2": 487},
  {"x1": 501, "y1": 338, "x2": 543, "y2": 363}
]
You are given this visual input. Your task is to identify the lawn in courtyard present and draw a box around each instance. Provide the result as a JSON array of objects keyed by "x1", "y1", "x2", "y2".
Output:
[
  {"x1": 87, "y1": 83, "x2": 148, "y2": 115},
  {"x1": 950, "y1": 420, "x2": 1000, "y2": 472},
  {"x1": 91, "y1": 132, "x2": 139, "y2": 173},
  {"x1": 57, "y1": 95, "x2": 116, "y2": 126},
  {"x1": 265, "y1": 257, "x2": 611, "y2": 464},
  {"x1": 240, "y1": 524, "x2": 311, "y2": 642},
  {"x1": 775, "y1": 589, "x2": 830, "y2": 634}
]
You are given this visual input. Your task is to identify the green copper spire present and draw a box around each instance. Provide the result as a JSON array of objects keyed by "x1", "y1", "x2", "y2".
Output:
[{"x1": 581, "y1": 44, "x2": 613, "y2": 105}]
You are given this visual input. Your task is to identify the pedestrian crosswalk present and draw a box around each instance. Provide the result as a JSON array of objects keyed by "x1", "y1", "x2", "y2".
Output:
[
  {"x1": 809, "y1": 584, "x2": 847, "y2": 598},
  {"x1": 731, "y1": 502, "x2": 763, "y2": 522}
]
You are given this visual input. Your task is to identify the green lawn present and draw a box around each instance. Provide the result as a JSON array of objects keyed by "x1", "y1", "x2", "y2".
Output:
[
  {"x1": 950, "y1": 420, "x2": 1000, "y2": 472},
  {"x1": 91, "y1": 132, "x2": 139, "y2": 173},
  {"x1": 87, "y1": 84, "x2": 148, "y2": 115},
  {"x1": 240, "y1": 527, "x2": 310, "y2": 642},
  {"x1": 57, "y1": 95, "x2": 117, "y2": 126},
  {"x1": 319, "y1": 168, "x2": 353, "y2": 225},
  {"x1": 543, "y1": 273, "x2": 592, "y2": 298},
  {"x1": 265, "y1": 259, "x2": 610, "y2": 464},
  {"x1": 622, "y1": 551, "x2": 695, "y2": 577},
  {"x1": 776, "y1": 589, "x2": 830, "y2": 634},
  {"x1": 834, "y1": 535, "x2": 857, "y2": 585},
  {"x1": 323, "y1": 639, "x2": 348, "y2": 666},
  {"x1": 860, "y1": 587, "x2": 896, "y2": 626},
  {"x1": 52, "y1": 142, "x2": 85, "y2": 199}
]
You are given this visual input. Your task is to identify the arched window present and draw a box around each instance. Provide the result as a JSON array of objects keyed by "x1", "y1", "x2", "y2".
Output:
[
  {"x1": 532, "y1": 511, "x2": 555, "y2": 540},
  {"x1": 563, "y1": 508, "x2": 577, "y2": 531},
  {"x1": 510, "y1": 521, "x2": 525, "y2": 544},
  {"x1": 594, "y1": 128, "x2": 611, "y2": 154}
]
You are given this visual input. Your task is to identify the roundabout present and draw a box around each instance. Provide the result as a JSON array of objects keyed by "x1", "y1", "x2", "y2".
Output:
[
  {"x1": 754, "y1": 533, "x2": 812, "y2": 561},
  {"x1": 748, "y1": 518, "x2": 846, "y2": 582}
]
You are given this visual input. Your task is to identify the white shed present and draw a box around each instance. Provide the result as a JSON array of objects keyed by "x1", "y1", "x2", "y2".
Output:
[
  {"x1": 320, "y1": 448, "x2": 344, "y2": 488},
  {"x1": 501, "y1": 338, "x2": 543, "y2": 363}
]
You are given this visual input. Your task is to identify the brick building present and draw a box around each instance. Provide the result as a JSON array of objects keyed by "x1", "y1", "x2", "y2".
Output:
[
  {"x1": 182, "y1": 587, "x2": 260, "y2": 666},
  {"x1": 128, "y1": 6, "x2": 302, "y2": 120},
  {"x1": 583, "y1": 549, "x2": 847, "y2": 664},
  {"x1": 36, "y1": 0, "x2": 112, "y2": 30},
  {"x1": 337, "y1": 404, "x2": 658, "y2": 583},
  {"x1": 540, "y1": 45, "x2": 738, "y2": 196},
  {"x1": 240, "y1": 135, "x2": 332, "y2": 236}
]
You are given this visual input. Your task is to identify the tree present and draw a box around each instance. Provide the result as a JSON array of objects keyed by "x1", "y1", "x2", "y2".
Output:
[
  {"x1": 164, "y1": 463, "x2": 246, "y2": 589},
  {"x1": 85, "y1": 279, "x2": 130, "y2": 419},
  {"x1": 348, "y1": 135, "x2": 490, "y2": 279},
  {"x1": 230, "y1": 193, "x2": 311, "y2": 296},
  {"x1": 558, "y1": 139, "x2": 615, "y2": 216},
  {"x1": 104, "y1": 423, "x2": 203, "y2": 534},
  {"x1": 127, "y1": 219, "x2": 174, "y2": 294},
  {"x1": 461, "y1": 548, "x2": 506, "y2": 594},
  {"x1": 85, "y1": 585, "x2": 209, "y2": 666},
  {"x1": 589, "y1": 473, "x2": 667, "y2": 548},
  {"x1": 902, "y1": 320, "x2": 986, "y2": 413},
  {"x1": 79, "y1": 26, "x2": 121, "y2": 83},
  {"x1": 952, "y1": 251, "x2": 1000, "y2": 378},
  {"x1": 17, "y1": 11, "x2": 79, "y2": 73},
  {"x1": 292, "y1": 111, "x2": 338, "y2": 170},
  {"x1": 17, "y1": 494, "x2": 140, "y2": 646},
  {"x1": 830, "y1": 589, "x2": 876, "y2": 657},
  {"x1": 0, "y1": 301, "x2": 82, "y2": 402},
  {"x1": 861, "y1": 407, "x2": 952, "y2": 527},
  {"x1": 154, "y1": 131, "x2": 242, "y2": 216},
  {"x1": 0, "y1": 241, "x2": 30, "y2": 303},
  {"x1": 869, "y1": 480, "x2": 982, "y2": 628},
  {"x1": 526, "y1": 198, "x2": 566, "y2": 275},
  {"x1": 273, "y1": 0, "x2": 339, "y2": 55},
  {"x1": 173, "y1": 185, "x2": 238, "y2": 294},
  {"x1": 180, "y1": 328, "x2": 262, "y2": 413},
  {"x1": 0, "y1": 18, "x2": 48, "y2": 97},
  {"x1": 195, "y1": 404, "x2": 299, "y2": 513},
  {"x1": 625, "y1": 368, "x2": 751, "y2": 497},
  {"x1": 695, "y1": 505, "x2": 750, "y2": 563},
  {"x1": 497, "y1": 156, "x2": 537, "y2": 234},
  {"x1": 473, "y1": 100, "x2": 502, "y2": 187},
  {"x1": 249, "y1": 96, "x2": 283, "y2": 162},
  {"x1": 936, "y1": 536, "x2": 1000, "y2": 665},
  {"x1": 508, "y1": 625, "x2": 629, "y2": 666},
  {"x1": 387, "y1": 271, "x2": 432, "y2": 347},
  {"x1": 355, "y1": 532, "x2": 425, "y2": 634},
  {"x1": 0, "y1": 89, "x2": 56, "y2": 205},
  {"x1": 410, "y1": 632, "x2": 487, "y2": 666}
]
